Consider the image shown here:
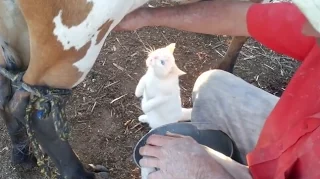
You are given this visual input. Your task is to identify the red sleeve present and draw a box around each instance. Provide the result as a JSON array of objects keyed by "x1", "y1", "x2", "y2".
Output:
[{"x1": 247, "y1": 3, "x2": 316, "y2": 61}]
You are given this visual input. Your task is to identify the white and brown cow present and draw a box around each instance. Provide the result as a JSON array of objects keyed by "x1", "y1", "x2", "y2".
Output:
[{"x1": 0, "y1": 0, "x2": 264, "y2": 178}]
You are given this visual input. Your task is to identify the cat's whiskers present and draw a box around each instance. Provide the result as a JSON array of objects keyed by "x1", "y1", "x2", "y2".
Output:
[{"x1": 144, "y1": 46, "x2": 156, "y2": 56}]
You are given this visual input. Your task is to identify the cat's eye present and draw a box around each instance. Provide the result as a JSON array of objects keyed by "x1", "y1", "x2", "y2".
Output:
[{"x1": 160, "y1": 60, "x2": 165, "y2": 65}]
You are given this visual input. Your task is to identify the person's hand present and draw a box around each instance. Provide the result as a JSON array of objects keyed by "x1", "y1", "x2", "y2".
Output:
[
  {"x1": 114, "y1": 8, "x2": 151, "y2": 31},
  {"x1": 139, "y1": 132, "x2": 232, "y2": 179}
]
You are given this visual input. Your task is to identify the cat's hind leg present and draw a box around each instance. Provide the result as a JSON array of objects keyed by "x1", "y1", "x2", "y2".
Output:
[
  {"x1": 179, "y1": 108, "x2": 192, "y2": 122},
  {"x1": 141, "y1": 167, "x2": 156, "y2": 179},
  {"x1": 138, "y1": 114, "x2": 148, "y2": 123}
]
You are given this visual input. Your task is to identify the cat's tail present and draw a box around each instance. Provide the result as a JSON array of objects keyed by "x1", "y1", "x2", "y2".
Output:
[{"x1": 180, "y1": 108, "x2": 192, "y2": 121}]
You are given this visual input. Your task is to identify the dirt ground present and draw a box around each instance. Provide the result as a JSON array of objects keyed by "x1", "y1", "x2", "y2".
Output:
[{"x1": 0, "y1": 1, "x2": 300, "y2": 179}]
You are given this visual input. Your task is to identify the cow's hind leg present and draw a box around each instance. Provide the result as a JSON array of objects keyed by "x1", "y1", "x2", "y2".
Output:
[
  {"x1": 0, "y1": 90, "x2": 37, "y2": 169},
  {"x1": 26, "y1": 96, "x2": 97, "y2": 178},
  {"x1": 15, "y1": 1, "x2": 109, "y2": 178},
  {"x1": 0, "y1": 41, "x2": 36, "y2": 169},
  {"x1": 217, "y1": 36, "x2": 248, "y2": 72},
  {"x1": 216, "y1": 0, "x2": 265, "y2": 72}
]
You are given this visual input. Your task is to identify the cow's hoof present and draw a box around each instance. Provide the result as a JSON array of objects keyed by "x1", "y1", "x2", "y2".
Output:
[
  {"x1": 88, "y1": 164, "x2": 109, "y2": 179},
  {"x1": 11, "y1": 147, "x2": 37, "y2": 169}
]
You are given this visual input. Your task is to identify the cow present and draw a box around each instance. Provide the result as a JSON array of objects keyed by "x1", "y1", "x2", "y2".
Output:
[{"x1": 0, "y1": 0, "x2": 265, "y2": 178}]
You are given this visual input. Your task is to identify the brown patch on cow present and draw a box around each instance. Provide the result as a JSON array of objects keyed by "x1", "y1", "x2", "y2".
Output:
[
  {"x1": 40, "y1": 42, "x2": 91, "y2": 88},
  {"x1": 17, "y1": 0, "x2": 96, "y2": 89},
  {"x1": 96, "y1": 20, "x2": 114, "y2": 45},
  {"x1": 60, "y1": 0, "x2": 93, "y2": 28}
]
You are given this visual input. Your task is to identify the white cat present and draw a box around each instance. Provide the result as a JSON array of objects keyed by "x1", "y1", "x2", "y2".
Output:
[
  {"x1": 135, "y1": 43, "x2": 192, "y2": 129},
  {"x1": 135, "y1": 43, "x2": 192, "y2": 179}
]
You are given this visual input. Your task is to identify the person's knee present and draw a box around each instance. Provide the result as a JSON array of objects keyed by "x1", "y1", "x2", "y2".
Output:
[{"x1": 192, "y1": 69, "x2": 233, "y2": 102}]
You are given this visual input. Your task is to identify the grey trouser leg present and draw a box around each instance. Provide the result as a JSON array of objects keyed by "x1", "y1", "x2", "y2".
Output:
[{"x1": 191, "y1": 70, "x2": 279, "y2": 163}]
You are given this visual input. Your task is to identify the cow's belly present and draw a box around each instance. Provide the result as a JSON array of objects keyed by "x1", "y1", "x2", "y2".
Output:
[
  {"x1": 0, "y1": 0, "x2": 271, "y2": 89},
  {"x1": 52, "y1": 0, "x2": 149, "y2": 87},
  {"x1": 0, "y1": 0, "x2": 149, "y2": 89}
]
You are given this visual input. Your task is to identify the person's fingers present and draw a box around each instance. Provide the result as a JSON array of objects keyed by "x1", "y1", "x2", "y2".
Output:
[
  {"x1": 113, "y1": 8, "x2": 150, "y2": 32},
  {"x1": 165, "y1": 131, "x2": 187, "y2": 138},
  {"x1": 148, "y1": 170, "x2": 165, "y2": 179},
  {"x1": 166, "y1": 131, "x2": 198, "y2": 143},
  {"x1": 146, "y1": 134, "x2": 177, "y2": 146},
  {"x1": 111, "y1": 15, "x2": 136, "y2": 31},
  {"x1": 139, "y1": 157, "x2": 160, "y2": 168},
  {"x1": 139, "y1": 145, "x2": 162, "y2": 158},
  {"x1": 112, "y1": 25, "x2": 124, "y2": 32}
]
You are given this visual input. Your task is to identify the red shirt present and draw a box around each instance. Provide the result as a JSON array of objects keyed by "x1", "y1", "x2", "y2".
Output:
[{"x1": 246, "y1": 2, "x2": 320, "y2": 179}]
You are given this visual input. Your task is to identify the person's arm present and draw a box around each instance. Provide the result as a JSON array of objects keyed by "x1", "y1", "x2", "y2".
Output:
[
  {"x1": 117, "y1": 1, "x2": 317, "y2": 60},
  {"x1": 116, "y1": 0, "x2": 253, "y2": 37}
]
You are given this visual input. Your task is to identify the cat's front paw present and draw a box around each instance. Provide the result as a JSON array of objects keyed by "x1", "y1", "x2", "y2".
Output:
[
  {"x1": 135, "y1": 91, "x2": 143, "y2": 98},
  {"x1": 141, "y1": 167, "x2": 156, "y2": 179},
  {"x1": 138, "y1": 115, "x2": 148, "y2": 123}
]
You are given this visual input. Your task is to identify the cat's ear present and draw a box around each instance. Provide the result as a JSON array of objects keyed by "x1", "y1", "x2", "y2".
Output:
[
  {"x1": 172, "y1": 65, "x2": 186, "y2": 76},
  {"x1": 166, "y1": 43, "x2": 176, "y2": 54}
]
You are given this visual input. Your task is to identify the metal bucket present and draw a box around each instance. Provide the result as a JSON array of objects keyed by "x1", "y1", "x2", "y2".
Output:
[{"x1": 133, "y1": 122, "x2": 244, "y2": 168}]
